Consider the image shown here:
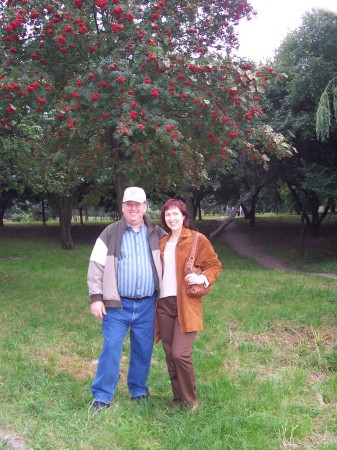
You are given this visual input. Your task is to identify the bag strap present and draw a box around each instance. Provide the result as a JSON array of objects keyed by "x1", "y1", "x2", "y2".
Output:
[{"x1": 188, "y1": 233, "x2": 199, "y2": 262}]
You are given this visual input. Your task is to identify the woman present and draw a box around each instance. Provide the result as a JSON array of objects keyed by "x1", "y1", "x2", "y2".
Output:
[{"x1": 156, "y1": 198, "x2": 222, "y2": 409}]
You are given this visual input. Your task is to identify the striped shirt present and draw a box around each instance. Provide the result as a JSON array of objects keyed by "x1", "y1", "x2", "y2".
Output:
[{"x1": 117, "y1": 222, "x2": 155, "y2": 298}]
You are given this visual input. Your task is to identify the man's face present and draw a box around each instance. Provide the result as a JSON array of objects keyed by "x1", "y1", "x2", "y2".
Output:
[{"x1": 122, "y1": 201, "x2": 147, "y2": 228}]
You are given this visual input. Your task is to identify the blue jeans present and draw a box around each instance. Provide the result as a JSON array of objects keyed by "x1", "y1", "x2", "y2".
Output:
[{"x1": 90, "y1": 296, "x2": 155, "y2": 404}]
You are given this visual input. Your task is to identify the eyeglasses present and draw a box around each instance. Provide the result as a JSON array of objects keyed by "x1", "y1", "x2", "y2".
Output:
[{"x1": 124, "y1": 201, "x2": 145, "y2": 208}]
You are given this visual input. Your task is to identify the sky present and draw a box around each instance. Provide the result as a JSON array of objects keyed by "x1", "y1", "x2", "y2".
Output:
[{"x1": 236, "y1": 0, "x2": 337, "y2": 62}]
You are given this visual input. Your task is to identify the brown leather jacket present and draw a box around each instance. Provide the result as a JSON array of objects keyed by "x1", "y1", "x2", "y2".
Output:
[{"x1": 156, "y1": 227, "x2": 222, "y2": 338}]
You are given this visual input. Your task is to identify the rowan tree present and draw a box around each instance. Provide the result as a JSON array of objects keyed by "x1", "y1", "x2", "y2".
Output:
[{"x1": 1, "y1": 0, "x2": 293, "y2": 247}]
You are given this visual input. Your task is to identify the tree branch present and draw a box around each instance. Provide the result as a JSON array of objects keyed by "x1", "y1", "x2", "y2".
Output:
[{"x1": 208, "y1": 186, "x2": 259, "y2": 242}]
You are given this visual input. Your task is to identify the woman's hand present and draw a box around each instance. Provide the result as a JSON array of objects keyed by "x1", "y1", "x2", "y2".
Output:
[{"x1": 185, "y1": 273, "x2": 204, "y2": 285}]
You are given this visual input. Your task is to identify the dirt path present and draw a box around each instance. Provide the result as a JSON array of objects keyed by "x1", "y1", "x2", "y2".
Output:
[
  {"x1": 0, "y1": 431, "x2": 29, "y2": 450},
  {"x1": 220, "y1": 220, "x2": 291, "y2": 271},
  {"x1": 219, "y1": 220, "x2": 337, "y2": 279}
]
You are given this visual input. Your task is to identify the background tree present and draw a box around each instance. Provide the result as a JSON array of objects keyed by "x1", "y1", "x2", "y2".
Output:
[
  {"x1": 0, "y1": 114, "x2": 45, "y2": 225},
  {"x1": 265, "y1": 8, "x2": 337, "y2": 237}
]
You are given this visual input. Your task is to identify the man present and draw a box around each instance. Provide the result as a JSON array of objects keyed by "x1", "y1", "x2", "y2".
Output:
[{"x1": 87, "y1": 187, "x2": 166, "y2": 412}]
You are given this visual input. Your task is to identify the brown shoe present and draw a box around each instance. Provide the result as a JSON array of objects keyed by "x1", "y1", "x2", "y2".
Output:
[{"x1": 183, "y1": 401, "x2": 198, "y2": 410}]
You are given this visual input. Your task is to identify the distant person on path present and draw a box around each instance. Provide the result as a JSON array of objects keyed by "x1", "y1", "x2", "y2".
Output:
[
  {"x1": 156, "y1": 198, "x2": 222, "y2": 409},
  {"x1": 87, "y1": 187, "x2": 166, "y2": 412}
]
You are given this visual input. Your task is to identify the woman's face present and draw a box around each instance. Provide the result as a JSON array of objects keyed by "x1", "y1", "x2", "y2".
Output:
[{"x1": 164, "y1": 206, "x2": 184, "y2": 233}]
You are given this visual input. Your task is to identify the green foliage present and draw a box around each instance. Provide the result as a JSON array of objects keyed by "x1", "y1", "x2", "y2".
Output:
[
  {"x1": 0, "y1": 0, "x2": 293, "y2": 204},
  {"x1": 316, "y1": 88, "x2": 332, "y2": 141},
  {"x1": 0, "y1": 118, "x2": 42, "y2": 195},
  {"x1": 265, "y1": 9, "x2": 337, "y2": 233},
  {"x1": 316, "y1": 76, "x2": 337, "y2": 141},
  {"x1": 300, "y1": 163, "x2": 337, "y2": 198},
  {"x1": 272, "y1": 9, "x2": 337, "y2": 137}
]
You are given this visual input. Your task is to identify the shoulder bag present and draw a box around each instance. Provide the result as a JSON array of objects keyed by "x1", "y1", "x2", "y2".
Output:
[{"x1": 184, "y1": 233, "x2": 212, "y2": 298}]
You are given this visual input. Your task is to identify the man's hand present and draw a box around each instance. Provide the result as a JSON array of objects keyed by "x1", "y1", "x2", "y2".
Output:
[{"x1": 90, "y1": 301, "x2": 106, "y2": 320}]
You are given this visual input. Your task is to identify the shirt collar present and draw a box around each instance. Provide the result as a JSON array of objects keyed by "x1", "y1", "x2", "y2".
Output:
[{"x1": 126, "y1": 220, "x2": 145, "y2": 232}]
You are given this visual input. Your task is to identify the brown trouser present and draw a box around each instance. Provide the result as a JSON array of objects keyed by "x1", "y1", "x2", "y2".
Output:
[{"x1": 157, "y1": 296, "x2": 197, "y2": 407}]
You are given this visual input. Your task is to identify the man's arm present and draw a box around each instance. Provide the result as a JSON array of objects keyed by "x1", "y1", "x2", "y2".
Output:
[{"x1": 88, "y1": 235, "x2": 108, "y2": 319}]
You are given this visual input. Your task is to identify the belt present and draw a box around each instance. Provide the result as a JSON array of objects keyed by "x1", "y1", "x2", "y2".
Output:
[{"x1": 121, "y1": 295, "x2": 153, "y2": 301}]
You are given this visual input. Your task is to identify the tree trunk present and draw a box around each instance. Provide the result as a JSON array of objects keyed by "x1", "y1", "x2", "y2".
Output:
[
  {"x1": 319, "y1": 198, "x2": 334, "y2": 223},
  {"x1": 115, "y1": 172, "x2": 126, "y2": 218},
  {"x1": 0, "y1": 191, "x2": 15, "y2": 227},
  {"x1": 183, "y1": 192, "x2": 197, "y2": 230},
  {"x1": 309, "y1": 191, "x2": 321, "y2": 238},
  {"x1": 209, "y1": 186, "x2": 259, "y2": 242},
  {"x1": 240, "y1": 202, "x2": 249, "y2": 218},
  {"x1": 310, "y1": 208, "x2": 320, "y2": 238},
  {"x1": 42, "y1": 197, "x2": 46, "y2": 226},
  {"x1": 286, "y1": 181, "x2": 311, "y2": 225},
  {"x1": 79, "y1": 207, "x2": 84, "y2": 225},
  {"x1": 240, "y1": 186, "x2": 261, "y2": 227},
  {"x1": 197, "y1": 198, "x2": 202, "y2": 221},
  {"x1": 58, "y1": 195, "x2": 74, "y2": 250},
  {"x1": 307, "y1": 197, "x2": 333, "y2": 238},
  {"x1": 248, "y1": 187, "x2": 261, "y2": 228},
  {"x1": 0, "y1": 207, "x2": 4, "y2": 227},
  {"x1": 299, "y1": 209, "x2": 305, "y2": 257}
]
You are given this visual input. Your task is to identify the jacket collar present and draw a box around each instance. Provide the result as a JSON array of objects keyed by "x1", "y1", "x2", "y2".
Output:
[
  {"x1": 144, "y1": 215, "x2": 155, "y2": 231},
  {"x1": 162, "y1": 227, "x2": 194, "y2": 243},
  {"x1": 179, "y1": 227, "x2": 194, "y2": 238}
]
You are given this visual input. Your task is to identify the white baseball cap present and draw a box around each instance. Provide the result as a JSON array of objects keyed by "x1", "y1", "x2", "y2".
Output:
[{"x1": 122, "y1": 187, "x2": 146, "y2": 203}]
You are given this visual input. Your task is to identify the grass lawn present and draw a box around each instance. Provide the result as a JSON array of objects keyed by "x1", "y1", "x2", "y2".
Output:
[{"x1": 0, "y1": 218, "x2": 336, "y2": 449}]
